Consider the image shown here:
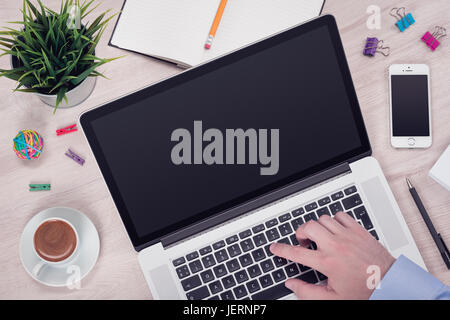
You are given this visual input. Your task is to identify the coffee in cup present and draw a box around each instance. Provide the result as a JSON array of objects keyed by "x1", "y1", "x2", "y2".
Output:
[{"x1": 33, "y1": 219, "x2": 77, "y2": 263}]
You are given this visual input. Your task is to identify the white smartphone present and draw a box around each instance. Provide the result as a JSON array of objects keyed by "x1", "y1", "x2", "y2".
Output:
[{"x1": 389, "y1": 64, "x2": 432, "y2": 148}]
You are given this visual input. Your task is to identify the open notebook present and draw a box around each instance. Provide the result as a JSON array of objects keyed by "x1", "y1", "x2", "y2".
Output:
[{"x1": 110, "y1": 0, "x2": 325, "y2": 67}]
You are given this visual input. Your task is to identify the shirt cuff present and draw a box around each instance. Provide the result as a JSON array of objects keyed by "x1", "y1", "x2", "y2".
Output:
[{"x1": 370, "y1": 255, "x2": 445, "y2": 300}]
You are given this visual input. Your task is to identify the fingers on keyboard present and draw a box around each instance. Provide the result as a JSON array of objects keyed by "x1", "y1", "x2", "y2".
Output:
[{"x1": 180, "y1": 186, "x2": 377, "y2": 300}]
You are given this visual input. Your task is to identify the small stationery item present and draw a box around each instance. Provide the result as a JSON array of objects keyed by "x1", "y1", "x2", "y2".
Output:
[
  {"x1": 363, "y1": 37, "x2": 390, "y2": 57},
  {"x1": 56, "y1": 124, "x2": 78, "y2": 136},
  {"x1": 13, "y1": 130, "x2": 44, "y2": 160},
  {"x1": 390, "y1": 7, "x2": 415, "y2": 32},
  {"x1": 421, "y1": 26, "x2": 447, "y2": 51},
  {"x1": 205, "y1": 0, "x2": 228, "y2": 49},
  {"x1": 65, "y1": 149, "x2": 85, "y2": 166},
  {"x1": 29, "y1": 184, "x2": 51, "y2": 191},
  {"x1": 406, "y1": 178, "x2": 450, "y2": 269},
  {"x1": 429, "y1": 144, "x2": 450, "y2": 191},
  {"x1": 109, "y1": 0, "x2": 325, "y2": 67}
]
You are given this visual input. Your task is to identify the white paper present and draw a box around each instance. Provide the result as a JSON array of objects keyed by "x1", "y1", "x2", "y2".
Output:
[
  {"x1": 429, "y1": 145, "x2": 450, "y2": 191},
  {"x1": 110, "y1": 0, "x2": 324, "y2": 66}
]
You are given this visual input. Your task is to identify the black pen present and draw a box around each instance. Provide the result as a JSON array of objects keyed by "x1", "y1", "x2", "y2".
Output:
[{"x1": 406, "y1": 178, "x2": 450, "y2": 269}]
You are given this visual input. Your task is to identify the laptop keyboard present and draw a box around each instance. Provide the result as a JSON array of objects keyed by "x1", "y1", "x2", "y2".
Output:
[{"x1": 172, "y1": 185, "x2": 380, "y2": 300}]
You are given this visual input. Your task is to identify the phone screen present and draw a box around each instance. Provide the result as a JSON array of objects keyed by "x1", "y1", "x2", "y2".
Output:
[{"x1": 391, "y1": 74, "x2": 429, "y2": 136}]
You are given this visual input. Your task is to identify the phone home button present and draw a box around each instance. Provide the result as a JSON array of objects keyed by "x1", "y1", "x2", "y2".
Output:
[{"x1": 408, "y1": 138, "x2": 416, "y2": 146}]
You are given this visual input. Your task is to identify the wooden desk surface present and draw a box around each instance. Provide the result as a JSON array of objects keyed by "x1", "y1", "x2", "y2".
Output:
[{"x1": 0, "y1": 0, "x2": 449, "y2": 299}]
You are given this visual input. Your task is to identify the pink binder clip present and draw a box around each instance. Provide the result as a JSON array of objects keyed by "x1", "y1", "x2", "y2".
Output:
[{"x1": 421, "y1": 26, "x2": 446, "y2": 51}]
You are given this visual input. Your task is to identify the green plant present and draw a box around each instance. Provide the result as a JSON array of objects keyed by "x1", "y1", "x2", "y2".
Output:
[{"x1": 0, "y1": 0, "x2": 121, "y2": 112}]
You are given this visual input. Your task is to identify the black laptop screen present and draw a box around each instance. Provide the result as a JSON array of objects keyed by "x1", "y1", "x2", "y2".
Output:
[{"x1": 83, "y1": 16, "x2": 370, "y2": 248}]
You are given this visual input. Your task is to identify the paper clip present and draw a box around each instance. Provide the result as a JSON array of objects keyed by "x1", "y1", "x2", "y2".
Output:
[
  {"x1": 65, "y1": 149, "x2": 85, "y2": 166},
  {"x1": 363, "y1": 37, "x2": 390, "y2": 57},
  {"x1": 29, "y1": 184, "x2": 51, "y2": 191},
  {"x1": 390, "y1": 7, "x2": 415, "y2": 32},
  {"x1": 56, "y1": 124, "x2": 77, "y2": 136},
  {"x1": 422, "y1": 26, "x2": 447, "y2": 51}
]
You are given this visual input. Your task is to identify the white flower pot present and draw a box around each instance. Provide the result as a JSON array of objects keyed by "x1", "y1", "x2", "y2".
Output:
[
  {"x1": 36, "y1": 76, "x2": 97, "y2": 108},
  {"x1": 11, "y1": 56, "x2": 97, "y2": 109}
]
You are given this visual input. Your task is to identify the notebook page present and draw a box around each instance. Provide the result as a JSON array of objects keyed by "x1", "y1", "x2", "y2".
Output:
[
  {"x1": 111, "y1": 0, "x2": 220, "y2": 66},
  {"x1": 202, "y1": 0, "x2": 324, "y2": 62},
  {"x1": 429, "y1": 145, "x2": 450, "y2": 191}
]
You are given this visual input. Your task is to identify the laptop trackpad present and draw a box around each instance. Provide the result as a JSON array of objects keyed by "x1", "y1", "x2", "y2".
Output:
[
  {"x1": 360, "y1": 177, "x2": 408, "y2": 251},
  {"x1": 149, "y1": 265, "x2": 182, "y2": 300}
]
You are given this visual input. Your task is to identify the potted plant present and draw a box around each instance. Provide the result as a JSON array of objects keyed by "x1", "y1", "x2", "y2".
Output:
[{"x1": 0, "y1": 0, "x2": 121, "y2": 113}]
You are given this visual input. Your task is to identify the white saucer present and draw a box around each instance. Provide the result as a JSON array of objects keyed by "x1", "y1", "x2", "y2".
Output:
[{"x1": 20, "y1": 207, "x2": 100, "y2": 287}]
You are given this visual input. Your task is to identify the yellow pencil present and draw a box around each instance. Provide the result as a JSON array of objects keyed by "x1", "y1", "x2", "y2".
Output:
[{"x1": 205, "y1": 0, "x2": 228, "y2": 49}]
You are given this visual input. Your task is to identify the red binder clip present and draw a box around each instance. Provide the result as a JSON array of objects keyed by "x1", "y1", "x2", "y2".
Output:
[
  {"x1": 422, "y1": 26, "x2": 446, "y2": 51},
  {"x1": 56, "y1": 124, "x2": 77, "y2": 136}
]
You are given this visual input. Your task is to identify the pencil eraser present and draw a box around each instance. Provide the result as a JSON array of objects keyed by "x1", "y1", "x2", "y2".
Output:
[{"x1": 204, "y1": 43, "x2": 211, "y2": 49}]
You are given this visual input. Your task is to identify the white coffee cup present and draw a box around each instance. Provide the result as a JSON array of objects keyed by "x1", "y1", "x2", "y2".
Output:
[{"x1": 32, "y1": 217, "x2": 79, "y2": 276}]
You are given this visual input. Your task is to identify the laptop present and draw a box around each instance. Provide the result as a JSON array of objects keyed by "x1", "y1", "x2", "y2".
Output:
[{"x1": 79, "y1": 15, "x2": 425, "y2": 300}]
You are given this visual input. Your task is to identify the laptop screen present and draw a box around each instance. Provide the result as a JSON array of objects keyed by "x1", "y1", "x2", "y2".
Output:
[{"x1": 82, "y1": 16, "x2": 370, "y2": 248}]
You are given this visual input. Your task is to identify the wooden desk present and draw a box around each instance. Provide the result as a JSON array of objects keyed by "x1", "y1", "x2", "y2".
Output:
[{"x1": 0, "y1": 0, "x2": 448, "y2": 299}]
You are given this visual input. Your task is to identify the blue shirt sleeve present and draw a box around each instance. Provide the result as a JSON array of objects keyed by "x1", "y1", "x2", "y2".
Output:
[{"x1": 370, "y1": 255, "x2": 450, "y2": 300}]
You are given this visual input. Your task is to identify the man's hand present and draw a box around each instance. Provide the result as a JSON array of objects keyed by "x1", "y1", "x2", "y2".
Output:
[{"x1": 270, "y1": 212, "x2": 395, "y2": 299}]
